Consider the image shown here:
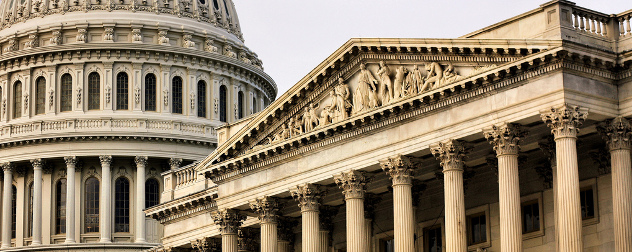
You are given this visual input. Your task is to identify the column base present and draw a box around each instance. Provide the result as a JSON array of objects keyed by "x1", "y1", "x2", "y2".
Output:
[
  {"x1": 31, "y1": 241, "x2": 42, "y2": 246},
  {"x1": 64, "y1": 239, "x2": 76, "y2": 244},
  {"x1": 135, "y1": 238, "x2": 147, "y2": 243},
  {"x1": 99, "y1": 238, "x2": 112, "y2": 243}
]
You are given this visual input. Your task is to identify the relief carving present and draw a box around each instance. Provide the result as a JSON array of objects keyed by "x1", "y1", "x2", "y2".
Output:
[
  {"x1": 158, "y1": 30, "x2": 170, "y2": 45},
  {"x1": 204, "y1": 38, "x2": 218, "y2": 53},
  {"x1": 132, "y1": 28, "x2": 142, "y2": 43},
  {"x1": 352, "y1": 63, "x2": 379, "y2": 115},
  {"x1": 103, "y1": 27, "x2": 114, "y2": 41},
  {"x1": 24, "y1": 33, "x2": 39, "y2": 49},
  {"x1": 50, "y1": 30, "x2": 62, "y2": 46},
  {"x1": 223, "y1": 45, "x2": 237, "y2": 58},
  {"x1": 76, "y1": 28, "x2": 87, "y2": 43},
  {"x1": 183, "y1": 33, "x2": 195, "y2": 48}
]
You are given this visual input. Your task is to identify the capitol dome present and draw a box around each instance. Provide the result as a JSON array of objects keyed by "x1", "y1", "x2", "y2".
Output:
[{"x1": 0, "y1": 0, "x2": 276, "y2": 250}]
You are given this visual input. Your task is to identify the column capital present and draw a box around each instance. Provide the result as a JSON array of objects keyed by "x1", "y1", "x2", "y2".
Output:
[
  {"x1": 134, "y1": 156, "x2": 148, "y2": 167},
  {"x1": 191, "y1": 237, "x2": 221, "y2": 252},
  {"x1": 379, "y1": 154, "x2": 414, "y2": 186},
  {"x1": 333, "y1": 170, "x2": 366, "y2": 199},
  {"x1": 540, "y1": 104, "x2": 588, "y2": 139},
  {"x1": 289, "y1": 183, "x2": 321, "y2": 212},
  {"x1": 169, "y1": 158, "x2": 183, "y2": 169},
  {"x1": 598, "y1": 116, "x2": 632, "y2": 151},
  {"x1": 99, "y1": 155, "x2": 112, "y2": 165},
  {"x1": 249, "y1": 196, "x2": 279, "y2": 224},
  {"x1": 430, "y1": 140, "x2": 468, "y2": 172},
  {"x1": 211, "y1": 208, "x2": 245, "y2": 235},
  {"x1": 64, "y1": 156, "x2": 77, "y2": 166},
  {"x1": 30, "y1": 158, "x2": 44, "y2": 169},
  {"x1": 484, "y1": 123, "x2": 528, "y2": 156},
  {"x1": 1, "y1": 162, "x2": 13, "y2": 173}
]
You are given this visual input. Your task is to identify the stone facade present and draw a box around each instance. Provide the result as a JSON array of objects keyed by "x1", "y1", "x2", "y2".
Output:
[{"x1": 147, "y1": 1, "x2": 632, "y2": 252}]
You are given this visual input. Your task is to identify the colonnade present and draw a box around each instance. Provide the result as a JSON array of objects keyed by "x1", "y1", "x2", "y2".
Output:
[
  {"x1": 0, "y1": 155, "x2": 164, "y2": 247},
  {"x1": 207, "y1": 105, "x2": 632, "y2": 252}
]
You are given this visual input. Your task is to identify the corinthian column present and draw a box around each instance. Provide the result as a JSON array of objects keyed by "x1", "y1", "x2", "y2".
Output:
[
  {"x1": 1, "y1": 163, "x2": 13, "y2": 248},
  {"x1": 541, "y1": 104, "x2": 588, "y2": 252},
  {"x1": 135, "y1": 156, "x2": 148, "y2": 243},
  {"x1": 379, "y1": 155, "x2": 415, "y2": 252},
  {"x1": 30, "y1": 159, "x2": 44, "y2": 245},
  {"x1": 99, "y1": 155, "x2": 113, "y2": 243},
  {"x1": 250, "y1": 196, "x2": 279, "y2": 252},
  {"x1": 212, "y1": 209, "x2": 245, "y2": 252},
  {"x1": 484, "y1": 124, "x2": 527, "y2": 252},
  {"x1": 431, "y1": 140, "x2": 468, "y2": 252},
  {"x1": 290, "y1": 183, "x2": 321, "y2": 252},
  {"x1": 334, "y1": 170, "x2": 367, "y2": 252},
  {"x1": 64, "y1": 156, "x2": 77, "y2": 244},
  {"x1": 539, "y1": 137, "x2": 558, "y2": 251},
  {"x1": 598, "y1": 117, "x2": 632, "y2": 251}
]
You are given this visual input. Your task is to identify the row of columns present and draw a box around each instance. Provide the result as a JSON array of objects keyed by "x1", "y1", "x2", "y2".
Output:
[
  {"x1": 0, "y1": 155, "x2": 154, "y2": 248},
  {"x1": 209, "y1": 105, "x2": 632, "y2": 252}
]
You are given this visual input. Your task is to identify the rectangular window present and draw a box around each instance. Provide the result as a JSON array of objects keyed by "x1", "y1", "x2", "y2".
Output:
[
  {"x1": 425, "y1": 226, "x2": 443, "y2": 252},
  {"x1": 580, "y1": 187, "x2": 595, "y2": 220},
  {"x1": 468, "y1": 213, "x2": 487, "y2": 245},
  {"x1": 522, "y1": 200, "x2": 540, "y2": 234}
]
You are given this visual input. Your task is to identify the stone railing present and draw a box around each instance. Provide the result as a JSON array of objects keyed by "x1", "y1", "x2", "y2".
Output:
[
  {"x1": 571, "y1": 6, "x2": 612, "y2": 37},
  {"x1": 618, "y1": 9, "x2": 632, "y2": 37},
  {"x1": 0, "y1": 118, "x2": 217, "y2": 142},
  {"x1": 174, "y1": 165, "x2": 198, "y2": 189}
]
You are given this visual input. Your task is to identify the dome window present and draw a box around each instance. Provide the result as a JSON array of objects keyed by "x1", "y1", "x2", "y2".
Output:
[
  {"x1": 197, "y1": 80, "x2": 207, "y2": 118},
  {"x1": 88, "y1": 72, "x2": 101, "y2": 110},
  {"x1": 145, "y1": 74, "x2": 157, "y2": 112},
  {"x1": 172, "y1": 76, "x2": 183, "y2": 114},
  {"x1": 12, "y1": 81, "x2": 22, "y2": 119},
  {"x1": 35, "y1": 77, "x2": 46, "y2": 115},
  {"x1": 60, "y1": 74, "x2": 73, "y2": 112},
  {"x1": 219, "y1": 84, "x2": 227, "y2": 122},
  {"x1": 116, "y1": 72, "x2": 129, "y2": 110}
]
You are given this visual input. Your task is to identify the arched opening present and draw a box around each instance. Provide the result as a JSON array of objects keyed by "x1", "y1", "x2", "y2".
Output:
[
  {"x1": 13, "y1": 81, "x2": 22, "y2": 118},
  {"x1": 197, "y1": 80, "x2": 207, "y2": 118},
  {"x1": 145, "y1": 178, "x2": 160, "y2": 208},
  {"x1": 84, "y1": 177, "x2": 99, "y2": 233},
  {"x1": 219, "y1": 85, "x2": 227, "y2": 122},
  {"x1": 35, "y1": 77, "x2": 46, "y2": 114},
  {"x1": 55, "y1": 179, "x2": 67, "y2": 234}
]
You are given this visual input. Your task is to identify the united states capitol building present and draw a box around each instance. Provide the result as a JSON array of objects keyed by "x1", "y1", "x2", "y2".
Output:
[{"x1": 1, "y1": 0, "x2": 632, "y2": 251}]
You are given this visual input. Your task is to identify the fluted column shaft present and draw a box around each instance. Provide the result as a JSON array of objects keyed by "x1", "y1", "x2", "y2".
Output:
[
  {"x1": 599, "y1": 117, "x2": 632, "y2": 252},
  {"x1": 277, "y1": 241, "x2": 292, "y2": 252},
  {"x1": 64, "y1": 157, "x2": 76, "y2": 243},
  {"x1": 222, "y1": 233, "x2": 238, "y2": 252},
  {"x1": 135, "y1": 156, "x2": 147, "y2": 243},
  {"x1": 99, "y1": 155, "x2": 112, "y2": 243},
  {"x1": 431, "y1": 140, "x2": 468, "y2": 252},
  {"x1": 542, "y1": 105, "x2": 587, "y2": 252},
  {"x1": 318, "y1": 230, "x2": 329, "y2": 252},
  {"x1": 290, "y1": 184, "x2": 321, "y2": 252},
  {"x1": 484, "y1": 124, "x2": 527, "y2": 252},
  {"x1": 1, "y1": 164, "x2": 13, "y2": 248},
  {"x1": 261, "y1": 222, "x2": 278, "y2": 252},
  {"x1": 334, "y1": 170, "x2": 367, "y2": 252},
  {"x1": 31, "y1": 159, "x2": 43, "y2": 245},
  {"x1": 379, "y1": 156, "x2": 415, "y2": 252},
  {"x1": 250, "y1": 196, "x2": 279, "y2": 252}
]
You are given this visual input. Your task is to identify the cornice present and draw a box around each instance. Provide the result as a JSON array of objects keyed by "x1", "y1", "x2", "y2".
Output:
[
  {"x1": 145, "y1": 187, "x2": 218, "y2": 224},
  {"x1": 0, "y1": 134, "x2": 215, "y2": 150}
]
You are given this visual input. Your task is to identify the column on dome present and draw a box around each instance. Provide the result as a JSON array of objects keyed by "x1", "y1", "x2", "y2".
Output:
[
  {"x1": 290, "y1": 183, "x2": 321, "y2": 252},
  {"x1": 431, "y1": 140, "x2": 468, "y2": 252},
  {"x1": 250, "y1": 196, "x2": 279, "y2": 252},
  {"x1": 212, "y1": 208, "x2": 245, "y2": 252},
  {"x1": 379, "y1": 155, "x2": 415, "y2": 252},
  {"x1": 1, "y1": 162, "x2": 13, "y2": 248},
  {"x1": 135, "y1": 156, "x2": 148, "y2": 243},
  {"x1": 598, "y1": 117, "x2": 632, "y2": 251},
  {"x1": 541, "y1": 104, "x2": 588, "y2": 252},
  {"x1": 99, "y1": 155, "x2": 113, "y2": 243},
  {"x1": 132, "y1": 63, "x2": 143, "y2": 112},
  {"x1": 103, "y1": 62, "x2": 114, "y2": 112},
  {"x1": 484, "y1": 124, "x2": 528, "y2": 252},
  {"x1": 63, "y1": 156, "x2": 77, "y2": 244},
  {"x1": 334, "y1": 170, "x2": 367, "y2": 252},
  {"x1": 30, "y1": 159, "x2": 44, "y2": 245}
]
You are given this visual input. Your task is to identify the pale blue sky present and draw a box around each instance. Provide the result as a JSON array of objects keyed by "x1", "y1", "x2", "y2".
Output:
[{"x1": 235, "y1": 0, "x2": 630, "y2": 97}]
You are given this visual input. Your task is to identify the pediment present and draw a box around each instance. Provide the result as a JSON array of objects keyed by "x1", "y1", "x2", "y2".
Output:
[{"x1": 198, "y1": 38, "x2": 571, "y2": 174}]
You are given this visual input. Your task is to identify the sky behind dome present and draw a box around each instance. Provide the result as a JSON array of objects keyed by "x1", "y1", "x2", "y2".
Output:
[{"x1": 235, "y1": 0, "x2": 630, "y2": 98}]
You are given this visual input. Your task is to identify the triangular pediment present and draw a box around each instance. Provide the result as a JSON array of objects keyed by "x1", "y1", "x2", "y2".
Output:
[{"x1": 198, "y1": 38, "x2": 573, "y2": 175}]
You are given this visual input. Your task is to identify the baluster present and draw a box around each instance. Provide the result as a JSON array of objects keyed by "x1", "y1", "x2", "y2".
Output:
[
  {"x1": 602, "y1": 18, "x2": 608, "y2": 36},
  {"x1": 592, "y1": 18, "x2": 597, "y2": 33},
  {"x1": 627, "y1": 16, "x2": 631, "y2": 36},
  {"x1": 574, "y1": 12, "x2": 579, "y2": 29},
  {"x1": 620, "y1": 18, "x2": 625, "y2": 36},
  {"x1": 588, "y1": 16, "x2": 594, "y2": 33},
  {"x1": 580, "y1": 14, "x2": 586, "y2": 30}
]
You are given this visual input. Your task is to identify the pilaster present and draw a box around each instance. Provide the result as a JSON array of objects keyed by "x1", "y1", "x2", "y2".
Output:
[{"x1": 99, "y1": 155, "x2": 112, "y2": 243}]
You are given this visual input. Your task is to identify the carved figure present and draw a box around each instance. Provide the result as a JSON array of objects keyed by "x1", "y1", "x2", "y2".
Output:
[
  {"x1": 4, "y1": 38, "x2": 16, "y2": 52},
  {"x1": 352, "y1": 63, "x2": 378, "y2": 115},
  {"x1": 393, "y1": 66, "x2": 408, "y2": 100},
  {"x1": 318, "y1": 106, "x2": 333, "y2": 127},
  {"x1": 423, "y1": 62, "x2": 443, "y2": 90},
  {"x1": 411, "y1": 65, "x2": 427, "y2": 93},
  {"x1": 239, "y1": 52, "x2": 251, "y2": 64},
  {"x1": 402, "y1": 69, "x2": 415, "y2": 97},
  {"x1": 334, "y1": 78, "x2": 351, "y2": 122},
  {"x1": 158, "y1": 30, "x2": 170, "y2": 45},
  {"x1": 183, "y1": 34, "x2": 195, "y2": 48},
  {"x1": 76, "y1": 28, "x2": 87, "y2": 43},
  {"x1": 50, "y1": 30, "x2": 61, "y2": 46},
  {"x1": 24, "y1": 34, "x2": 38, "y2": 49},
  {"x1": 205, "y1": 38, "x2": 219, "y2": 53},
  {"x1": 376, "y1": 61, "x2": 392, "y2": 105},
  {"x1": 224, "y1": 45, "x2": 237, "y2": 58},
  {"x1": 288, "y1": 117, "x2": 302, "y2": 137},
  {"x1": 103, "y1": 27, "x2": 114, "y2": 41},
  {"x1": 439, "y1": 63, "x2": 461, "y2": 86},
  {"x1": 132, "y1": 29, "x2": 142, "y2": 43},
  {"x1": 301, "y1": 107, "x2": 314, "y2": 133}
]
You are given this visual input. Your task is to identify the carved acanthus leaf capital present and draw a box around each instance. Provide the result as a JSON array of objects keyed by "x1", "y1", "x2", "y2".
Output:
[
  {"x1": 99, "y1": 155, "x2": 112, "y2": 165},
  {"x1": 64, "y1": 156, "x2": 77, "y2": 167},
  {"x1": 290, "y1": 183, "x2": 321, "y2": 212},
  {"x1": 135, "y1": 156, "x2": 148, "y2": 167},
  {"x1": 540, "y1": 104, "x2": 588, "y2": 139},
  {"x1": 430, "y1": 140, "x2": 468, "y2": 172},
  {"x1": 483, "y1": 123, "x2": 528, "y2": 156},
  {"x1": 211, "y1": 209, "x2": 245, "y2": 235},
  {"x1": 379, "y1": 154, "x2": 414, "y2": 186},
  {"x1": 333, "y1": 170, "x2": 366, "y2": 199},
  {"x1": 1, "y1": 162, "x2": 13, "y2": 173},
  {"x1": 169, "y1": 158, "x2": 183, "y2": 169},
  {"x1": 597, "y1": 116, "x2": 632, "y2": 151},
  {"x1": 30, "y1": 158, "x2": 44, "y2": 169},
  {"x1": 249, "y1": 196, "x2": 279, "y2": 224},
  {"x1": 190, "y1": 237, "x2": 221, "y2": 252}
]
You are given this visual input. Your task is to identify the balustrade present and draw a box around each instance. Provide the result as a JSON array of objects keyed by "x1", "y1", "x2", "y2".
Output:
[
  {"x1": 572, "y1": 8, "x2": 610, "y2": 37},
  {"x1": 619, "y1": 12, "x2": 632, "y2": 37},
  {"x1": 174, "y1": 166, "x2": 198, "y2": 188}
]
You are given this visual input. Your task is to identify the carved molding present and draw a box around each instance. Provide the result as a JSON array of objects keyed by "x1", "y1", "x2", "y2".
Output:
[
  {"x1": 249, "y1": 196, "x2": 279, "y2": 224},
  {"x1": 597, "y1": 116, "x2": 632, "y2": 151},
  {"x1": 289, "y1": 183, "x2": 321, "y2": 212},
  {"x1": 211, "y1": 208, "x2": 245, "y2": 235},
  {"x1": 540, "y1": 104, "x2": 588, "y2": 139},
  {"x1": 483, "y1": 123, "x2": 528, "y2": 156},
  {"x1": 333, "y1": 170, "x2": 366, "y2": 200}
]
